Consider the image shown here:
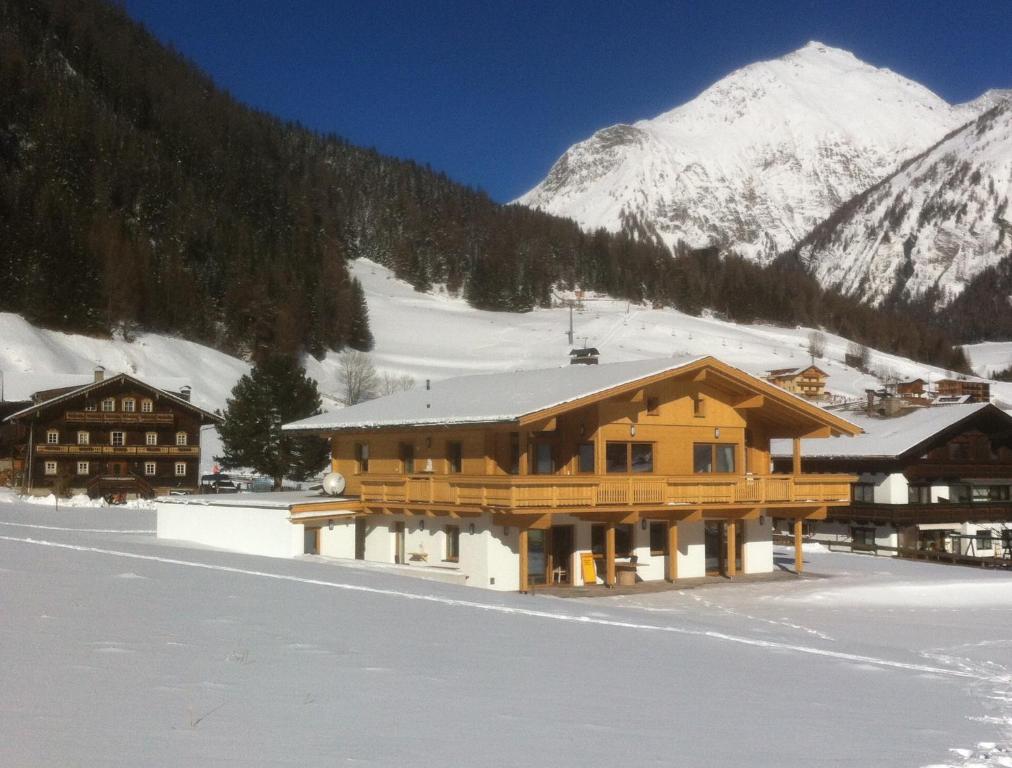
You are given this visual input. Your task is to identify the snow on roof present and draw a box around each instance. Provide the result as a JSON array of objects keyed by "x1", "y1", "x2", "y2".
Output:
[
  {"x1": 771, "y1": 403, "x2": 996, "y2": 459},
  {"x1": 285, "y1": 356, "x2": 710, "y2": 432},
  {"x1": 767, "y1": 365, "x2": 826, "y2": 377}
]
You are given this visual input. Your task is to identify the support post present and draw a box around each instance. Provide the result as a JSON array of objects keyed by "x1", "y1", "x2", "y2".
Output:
[
  {"x1": 726, "y1": 521, "x2": 736, "y2": 577},
  {"x1": 605, "y1": 521, "x2": 616, "y2": 587},
  {"x1": 794, "y1": 517, "x2": 804, "y2": 574},
  {"x1": 792, "y1": 437, "x2": 802, "y2": 476},
  {"x1": 666, "y1": 520, "x2": 678, "y2": 582},
  {"x1": 519, "y1": 527, "x2": 529, "y2": 592},
  {"x1": 519, "y1": 430, "x2": 529, "y2": 476}
]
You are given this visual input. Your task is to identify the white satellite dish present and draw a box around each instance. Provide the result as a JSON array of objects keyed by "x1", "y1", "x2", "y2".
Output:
[{"x1": 322, "y1": 472, "x2": 347, "y2": 496}]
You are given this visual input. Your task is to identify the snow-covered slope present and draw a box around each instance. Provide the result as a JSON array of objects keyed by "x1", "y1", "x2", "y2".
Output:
[
  {"x1": 516, "y1": 42, "x2": 991, "y2": 264},
  {"x1": 797, "y1": 101, "x2": 1012, "y2": 305},
  {"x1": 5, "y1": 259, "x2": 1012, "y2": 420}
]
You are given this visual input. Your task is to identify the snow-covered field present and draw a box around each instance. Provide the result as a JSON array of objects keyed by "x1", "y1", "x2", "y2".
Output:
[
  {"x1": 1, "y1": 498, "x2": 1010, "y2": 766},
  {"x1": 4, "y1": 259, "x2": 1012, "y2": 417}
]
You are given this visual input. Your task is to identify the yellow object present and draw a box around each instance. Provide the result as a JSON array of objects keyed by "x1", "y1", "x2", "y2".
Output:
[{"x1": 580, "y1": 553, "x2": 598, "y2": 585}]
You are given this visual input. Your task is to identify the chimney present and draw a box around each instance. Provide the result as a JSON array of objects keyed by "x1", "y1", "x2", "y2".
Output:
[
  {"x1": 865, "y1": 389, "x2": 875, "y2": 415},
  {"x1": 179, "y1": 385, "x2": 192, "y2": 402},
  {"x1": 93, "y1": 365, "x2": 105, "y2": 383}
]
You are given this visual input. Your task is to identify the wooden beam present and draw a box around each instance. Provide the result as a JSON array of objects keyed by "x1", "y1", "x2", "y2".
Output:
[
  {"x1": 733, "y1": 394, "x2": 765, "y2": 410},
  {"x1": 805, "y1": 505, "x2": 828, "y2": 521},
  {"x1": 726, "y1": 521, "x2": 737, "y2": 578},
  {"x1": 792, "y1": 437, "x2": 802, "y2": 476},
  {"x1": 802, "y1": 426, "x2": 832, "y2": 439},
  {"x1": 519, "y1": 528, "x2": 529, "y2": 593},
  {"x1": 573, "y1": 510, "x2": 639, "y2": 525},
  {"x1": 666, "y1": 520, "x2": 678, "y2": 582},
  {"x1": 794, "y1": 518, "x2": 804, "y2": 575},
  {"x1": 605, "y1": 522, "x2": 617, "y2": 587},
  {"x1": 530, "y1": 416, "x2": 557, "y2": 433},
  {"x1": 734, "y1": 507, "x2": 762, "y2": 520},
  {"x1": 692, "y1": 369, "x2": 707, "y2": 383},
  {"x1": 519, "y1": 429, "x2": 529, "y2": 476}
]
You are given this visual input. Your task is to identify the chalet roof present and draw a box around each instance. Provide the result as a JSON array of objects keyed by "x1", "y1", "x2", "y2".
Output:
[
  {"x1": 771, "y1": 403, "x2": 1006, "y2": 460},
  {"x1": 766, "y1": 365, "x2": 828, "y2": 378},
  {"x1": 284, "y1": 355, "x2": 860, "y2": 435},
  {"x1": 2, "y1": 372, "x2": 222, "y2": 424}
]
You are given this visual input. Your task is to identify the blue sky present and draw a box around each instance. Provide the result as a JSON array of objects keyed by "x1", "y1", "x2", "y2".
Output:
[{"x1": 123, "y1": 0, "x2": 1010, "y2": 202}]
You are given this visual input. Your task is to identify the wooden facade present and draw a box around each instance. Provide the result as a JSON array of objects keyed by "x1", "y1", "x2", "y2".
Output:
[
  {"x1": 935, "y1": 378, "x2": 990, "y2": 403},
  {"x1": 4, "y1": 373, "x2": 221, "y2": 498},
  {"x1": 765, "y1": 365, "x2": 828, "y2": 400},
  {"x1": 300, "y1": 357, "x2": 860, "y2": 589}
]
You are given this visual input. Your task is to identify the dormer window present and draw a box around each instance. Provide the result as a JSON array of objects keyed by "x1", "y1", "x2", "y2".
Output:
[
  {"x1": 175, "y1": 432, "x2": 188, "y2": 447},
  {"x1": 46, "y1": 429, "x2": 59, "y2": 445},
  {"x1": 122, "y1": 398, "x2": 136, "y2": 413},
  {"x1": 141, "y1": 399, "x2": 153, "y2": 413},
  {"x1": 101, "y1": 398, "x2": 115, "y2": 412}
]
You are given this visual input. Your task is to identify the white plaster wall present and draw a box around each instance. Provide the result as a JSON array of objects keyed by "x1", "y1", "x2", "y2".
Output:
[
  {"x1": 155, "y1": 501, "x2": 302, "y2": 559},
  {"x1": 318, "y1": 520, "x2": 355, "y2": 558},
  {"x1": 632, "y1": 522, "x2": 664, "y2": 582},
  {"x1": 364, "y1": 519, "x2": 394, "y2": 562},
  {"x1": 930, "y1": 484, "x2": 950, "y2": 503},
  {"x1": 486, "y1": 521, "x2": 519, "y2": 591},
  {"x1": 572, "y1": 517, "x2": 595, "y2": 586},
  {"x1": 877, "y1": 473, "x2": 909, "y2": 503},
  {"x1": 678, "y1": 521, "x2": 705, "y2": 578},
  {"x1": 743, "y1": 518, "x2": 773, "y2": 574}
]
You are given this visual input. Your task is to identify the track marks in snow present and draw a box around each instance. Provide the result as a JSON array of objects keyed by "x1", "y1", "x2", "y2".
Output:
[
  {"x1": 0, "y1": 520, "x2": 154, "y2": 534},
  {"x1": 1, "y1": 533, "x2": 1005, "y2": 685}
]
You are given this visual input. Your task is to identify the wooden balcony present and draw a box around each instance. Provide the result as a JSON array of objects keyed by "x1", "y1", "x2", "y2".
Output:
[
  {"x1": 36, "y1": 445, "x2": 199, "y2": 456},
  {"x1": 357, "y1": 473, "x2": 854, "y2": 511},
  {"x1": 64, "y1": 411, "x2": 175, "y2": 425},
  {"x1": 835, "y1": 501, "x2": 1012, "y2": 526}
]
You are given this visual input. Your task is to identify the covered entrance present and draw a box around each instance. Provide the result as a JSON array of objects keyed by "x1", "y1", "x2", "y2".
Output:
[{"x1": 705, "y1": 521, "x2": 743, "y2": 576}]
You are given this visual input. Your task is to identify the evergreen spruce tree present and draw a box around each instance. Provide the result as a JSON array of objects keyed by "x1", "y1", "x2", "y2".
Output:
[{"x1": 216, "y1": 356, "x2": 330, "y2": 490}]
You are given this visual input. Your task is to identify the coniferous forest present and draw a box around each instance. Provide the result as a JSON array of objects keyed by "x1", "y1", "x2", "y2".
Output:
[{"x1": 0, "y1": 0, "x2": 969, "y2": 371}]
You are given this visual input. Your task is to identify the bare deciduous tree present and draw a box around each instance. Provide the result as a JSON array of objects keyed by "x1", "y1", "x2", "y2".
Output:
[
  {"x1": 807, "y1": 330, "x2": 827, "y2": 360},
  {"x1": 378, "y1": 372, "x2": 415, "y2": 396},
  {"x1": 338, "y1": 350, "x2": 379, "y2": 406}
]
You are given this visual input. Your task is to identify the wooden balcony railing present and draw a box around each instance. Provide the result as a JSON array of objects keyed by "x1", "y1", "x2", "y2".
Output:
[
  {"x1": 36, "y1": 445, "x2": 199, "y2": 456},
  {"x1": 64, "y1": 411, "x2": 175, "y2": 425},
  {"x1": 357, "y1": 473, "x2": 854, "y2": 510}
]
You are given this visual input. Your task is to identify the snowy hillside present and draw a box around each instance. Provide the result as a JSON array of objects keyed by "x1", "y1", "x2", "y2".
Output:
[
  {"x1": 798, "y1": 101, "x2": 1012, "y2": 306},
  {"x1": 516, "y1": 42, "x2": 992, "y2": 264},
  {"x1": 5, "y1": 259, "x2": 1012, "y2": 421}
]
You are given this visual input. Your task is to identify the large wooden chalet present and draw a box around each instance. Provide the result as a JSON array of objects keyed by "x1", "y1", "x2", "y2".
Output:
[
  {"x1": 4, "y1": 369, "x2": 221, "y2": 499},
  {"x1": 275, "y1": 356, "x2": 860, "y2": 591},
  {"x1": 772, "y1": 403, "x2": 1012, "y2": 557}
]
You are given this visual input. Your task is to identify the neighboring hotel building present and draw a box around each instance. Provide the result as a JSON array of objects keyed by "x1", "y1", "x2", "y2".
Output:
[
  {"x1": 772, "y1": 403, "x2": 1012, "y2": 557},
  {"x1": 158, "y1": 356, "x2": 860, "y2": 591},
  {"x1": 4, "y1": 369, "x2": 221, "y2": 498},
  {"x1": 764, "y1": 365, "x2": 828, "y2": 400}
]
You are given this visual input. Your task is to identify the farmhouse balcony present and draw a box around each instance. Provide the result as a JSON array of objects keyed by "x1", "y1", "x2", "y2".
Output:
[
  {"x1": 357, "y1": 473, "x2": 855, "y2": 512},
  {"x1": 36, "y1": 445, "x2": 199, "y2": 456},
  {"x1": 64, "y1": 411, "x2": 175, "y2": 425},
  {"x1": 835, "y1": 500, "x2": 1012, "y2": 526}
]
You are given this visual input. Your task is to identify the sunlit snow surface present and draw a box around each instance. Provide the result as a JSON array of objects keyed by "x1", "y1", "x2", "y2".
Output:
[{"x1": 1, "y1": 495, "x2": 1010, "y2": 766}]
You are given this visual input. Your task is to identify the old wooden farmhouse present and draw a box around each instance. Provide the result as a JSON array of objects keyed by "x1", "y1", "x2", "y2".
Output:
[
  {"x1": 764, "y1": 365, "x2": 828, "y2": 400},
  {"x1": 772, "y1": 403, "x2": 1012, "y2": 558},
  {"x1": 159, "y1": 356, "x2": 859, "y2": 591},
  {"x1": 4, "y1": 369, "x2": 221, "y2": 499}
]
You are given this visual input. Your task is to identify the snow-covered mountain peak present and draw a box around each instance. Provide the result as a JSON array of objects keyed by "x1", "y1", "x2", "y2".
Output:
[{"x1": 517, "y1": 43, "x2": 995, "y2": 264}]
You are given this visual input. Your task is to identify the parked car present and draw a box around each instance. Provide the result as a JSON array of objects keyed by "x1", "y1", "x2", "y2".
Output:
[{"x1": 200, "y1": 474, "x2": 239, "y2": 494}]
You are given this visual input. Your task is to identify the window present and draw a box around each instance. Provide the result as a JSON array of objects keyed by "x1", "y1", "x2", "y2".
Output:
[
  {"x1": 122, "y1": 398, "x2": 135, "y2": 413},
  {"x1": 509, "y1": 432, "x2": 520, "y2": 475},
  {"x1": 144, "y1": 462, "x2": 156, "y2": 476},
  {"x1": 76, "y1": 461, "x2": 89, "y2": 475},
  {"x1": 908, "y1": 485, "x2": 931, "y2": 504},
  {"x1": 646, "y1": 396, "x2": 659, "y2": 415},
  {"x1": 630, "y1": 443, "x2": 653, "y2": 473},
  {"x1": 175, "y1": 431, "x2": 187, "y2": 447},
  {"x1": 649, "y1": 521, "x2": 667, "y2": 556},
  {"x1": 606, "y1": 442, "x2": 655, "y2": 474},
  {"x1": 355, "y1": 443, "x2": 369, "y2": 473},
  {"x1": 141, "y1": 399, "x2": 153, "y2": 413},
  {"x1": 400, "y1": 443, "x2": 415, "y2": 474},
  {"x1": 533, "y1": 443, "x2": 553, "y2": 474},
  {"x1": 146, "y1": 432, "x2": 158, "y2": 446},
  {"x1": 174, "y1": 462, "x2": 186, "y2": 477},
  {"x1": 606, "y1": 442, "x2": 628, "y2": 473},
  {"x1": 693, "y1": 443, "x2": 736, "y2": 474},
  {"x1": 972, "y1": 485, "x2": 1012, "y2": 502},
  {"x1": 949, "y1": 483, "x2": 971, "y2": 503},
  {"x1": 976, "y1": 530, "x2": 993, "y2": 551},
  {"x1": 447, "y1": 441, "x2": 463, "y2": 474},
  {"x1": 851, "y1": 526, "x2": 876, "y2": 547},
  {"x1": 77, "y1": 431, "x2": 90, "y2": 445},
  {"x1": 84, "y1": 401, "x2": 96, "y2": 412},
  {"x1": 101, "y1": 398, "x2": 115, "y2": 412},
  {"x1": 110, "y1": 431, "x2": 125, "y2": 447},
  {"x1": 591, "y1": 524, "x2": 634, "y2": 558},
  {"x1": 852, "y1": 483, "x2": 875, "y2": 503},
  {"x1": 44, "y1": 461, "x2": 58, "y2": 476},
  {"x1": 46, "y1": 429, "x2": 59, "y2": 445},
  {"x1": 578, "y1": 443, "x2": 595, "y2": 473},
  {"x1": 445, "y1": 524, "x2": 460, "y2": 562}
]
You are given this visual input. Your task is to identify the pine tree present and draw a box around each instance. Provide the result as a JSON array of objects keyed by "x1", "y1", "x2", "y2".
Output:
[{"x1": 216, "y1": 356, "x2": 330, "y2": 489}]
